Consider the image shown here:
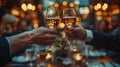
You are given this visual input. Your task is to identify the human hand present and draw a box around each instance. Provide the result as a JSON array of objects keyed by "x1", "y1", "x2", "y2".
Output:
[
  {"x1": 65, "y1": 25, "x2": 86, "y2": 40},
  {"x1": 32, "y1": 27, "x2": 57, "y2": 45},
  {"x1": 9, "y1": 27, "x2": 56, "y2": 55}
]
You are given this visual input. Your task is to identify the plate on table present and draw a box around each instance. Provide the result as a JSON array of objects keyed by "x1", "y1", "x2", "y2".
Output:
[
  {"x1": 12, "y1": 55, "x2": 36, "y2": 63},
  {"x1": 89, "y1": 50, "x2": 106, "y2": 58},
  {"x1": 89, "y1": 62, "x2": 104, "y2": 67}
]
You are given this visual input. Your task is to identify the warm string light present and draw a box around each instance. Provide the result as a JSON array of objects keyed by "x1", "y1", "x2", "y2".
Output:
[
  {"x1": 27, "y1": 3, "x2": 32, "y2": 9},
  {"x1": 94, "y1": 3, "x2": 108, "y2": 11},
  {"x1": 96, "y1": 3, "x2": 101, "y2": 9},
  {"x1": 32, "y1": 5, "x2": 36, "y2": 11},
  {"x1": 21, "y1": 3, "x2": 36, "y2": 11},
  {"x1": 102, "y1": 3, "x2": 108, "y2": 11},
  {"x1": 21, "y1": 3, "x2": 27, "y2": 11},
  {"x1": 94, "y1": 3, "x2": 109, "y2": 21},
  {"x1": 94, "y1": 5, "x2": 99, "y2": 11}
]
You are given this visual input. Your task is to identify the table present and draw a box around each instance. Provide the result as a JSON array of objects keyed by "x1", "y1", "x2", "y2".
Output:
[
  {"x1": 4, "y1": 55, "x2": 115, "y2": 67},
  {"x1": 4, "y1": 45, "x2": 119, "y2": 67}
]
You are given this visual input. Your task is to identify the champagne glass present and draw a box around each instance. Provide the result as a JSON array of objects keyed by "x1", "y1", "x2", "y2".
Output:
[
  {"x1": 63, "y1": 8, "x2": 76, "y2": 29},
  {"x1": 45, "y1": 8, "x2": 60, "y2": 29},
  {"x1": 25, "y1": 47, "x2": 35, "y2": 66},
  {"x1": 35, "y1": 45, "x2": 47, "y2": 67},
  {"x1": 62, "y1": 8, "x2": 77, "y2": 48},
  {"x1": 82, "y1": 45, "x2": 93, "y2": 67}
]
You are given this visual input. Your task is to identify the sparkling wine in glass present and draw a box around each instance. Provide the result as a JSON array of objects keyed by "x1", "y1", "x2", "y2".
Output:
[
  {"x1": 45, "y1": 8, "x2": 60, "y2": 29},
  {"x1": 63, "y1": 8, "x2": 76, "y2": 29}
]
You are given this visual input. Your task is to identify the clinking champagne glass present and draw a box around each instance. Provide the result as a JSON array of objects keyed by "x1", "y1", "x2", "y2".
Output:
[
  {"x1": 45, "y1": 7, "x2": 60, "y2": 29},
  {"x1": 63, "y1": 8, "x2": 76, "y2": 29},
  {"x1": 62, "y1": 8, "x2": 77, "y2": 48},
  {"x1": 62, "y1": 8, "x2": 77, "y2": 55}
]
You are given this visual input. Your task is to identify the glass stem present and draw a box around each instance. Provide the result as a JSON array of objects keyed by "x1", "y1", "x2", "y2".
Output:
[{"x1": 85, "y1": 55, "x2": 89, "y2": 67}]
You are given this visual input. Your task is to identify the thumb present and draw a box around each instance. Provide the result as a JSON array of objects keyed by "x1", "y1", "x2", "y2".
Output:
[{"x1": 74, "y1": 24, "x2": 85, "y2": 30}]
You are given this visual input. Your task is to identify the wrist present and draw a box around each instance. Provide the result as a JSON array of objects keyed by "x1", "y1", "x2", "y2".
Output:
[
  {"x1": 85, "y1": 30, "x2": 93, "y2": 42},
  {"x1": 74, "y1": 29, "x2": 87, "y2": 40},
  {"x1": 80, "y1": 30, "x2": 87, "y2": 40}
]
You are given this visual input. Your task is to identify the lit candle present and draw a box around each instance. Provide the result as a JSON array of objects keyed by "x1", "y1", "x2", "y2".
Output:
[
  {"x1": 73, "y1": 53, "x2": 82, "y2": 61},
  {"x1": 73, "y1": 48, "x2": 78, "y2": 52},
  {"x1": 46, "y1": 53, "x2": 52, "y2": 59},
  {"x1": 36, "y1": 54, "x2": 40, "y2": 59}
]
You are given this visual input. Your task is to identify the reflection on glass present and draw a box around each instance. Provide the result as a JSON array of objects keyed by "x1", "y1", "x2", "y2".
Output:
[
  {"x1": 45, "y1": 8, "x2": 60, "y2": 29},
  {"x1": 82, "y1": 45, "x2": 93, "y2": 66},
  {"x1": 25, "y1": 48, "x2": 35, "y2": 66},
  {"x1": 63, "y1": 8, "x2": 76, "y2": 29}
]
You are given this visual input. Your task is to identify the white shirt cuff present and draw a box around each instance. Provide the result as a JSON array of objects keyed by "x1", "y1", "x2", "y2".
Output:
[
  {"x1": 85, "y1": 30, "x2": 93, "y2": 42},
  {"x1": 5, "y1": 37, "x2": 11, "y2": 55}
]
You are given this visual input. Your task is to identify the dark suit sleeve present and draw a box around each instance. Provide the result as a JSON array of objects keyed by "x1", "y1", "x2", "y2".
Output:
[
  {"x1": 90, "y1": 31, "x2": 120, "y2": 52},
  {"x1": 0, "y1": 37, "x2": 10, "y2": 66}
]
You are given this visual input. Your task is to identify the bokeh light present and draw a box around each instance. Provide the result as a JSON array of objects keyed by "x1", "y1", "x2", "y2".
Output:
[
  {"x1": 11, "y1": 9, "x2": 20, "y2": 16},
  {"x1": 27, "y1": 3, "x2": 33, "y2": 9},
  {"x1": 84, "y1": 7, "x2": 90, "y2": 14},
  {"x1": 69, "y1": 3, "x2": 75, "y2": 7},
  {"x1": 54, "y1": 3, "x2": 59, "y2": 8},
  {"x1": 31, "y1": 5, "x2": 36, "y2": 11},
  {"x1": 21, "y1": 3, "x2": 27, "y2": 11},
  {"x1": 96, "y1": 3, "x2": 101, "y2": 9},
  {"x1": 49, "y1": 1, "x2": 54, "y2": 5},
  {"x1": 74, "y1": 0, "x2": 80, "y2": 5},
  {"x1": 102, "y1": 3, "x2": 108, "y2": 11},
  {"x1": 62, "y1": 1, "x2": 68, "y2": 6}
]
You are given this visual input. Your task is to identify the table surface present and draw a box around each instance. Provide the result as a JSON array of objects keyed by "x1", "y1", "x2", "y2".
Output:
[
  {"x1": 4, "y1": 45, "x2": 120, "y2": 67},
  {"x1": 4, "y1": 55, "x2": 116, "y2": 67}
]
